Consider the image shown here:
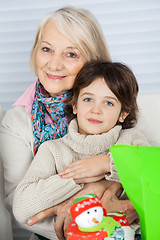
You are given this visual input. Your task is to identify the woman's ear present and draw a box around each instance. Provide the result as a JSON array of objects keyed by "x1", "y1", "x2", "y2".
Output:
[
  {"x1": 72, "y1": 104, "x2": 77, "y2": 115},
  {"x1": 119, "y1": 111, "x2": 129, "y2": 123}
]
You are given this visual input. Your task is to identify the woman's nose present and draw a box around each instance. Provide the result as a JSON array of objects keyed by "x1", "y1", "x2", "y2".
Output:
[{"x1": 47, "y1": 55, "x2": 63, "y2": 71}]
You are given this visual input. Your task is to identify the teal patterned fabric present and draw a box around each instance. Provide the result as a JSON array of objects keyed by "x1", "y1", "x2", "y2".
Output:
[{"x1": 31, "y1": 79, "x2": 71, "y2": 154}]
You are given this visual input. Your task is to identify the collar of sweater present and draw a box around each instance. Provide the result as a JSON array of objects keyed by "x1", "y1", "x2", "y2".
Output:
[{"x1": 63, "y1": 119, "x2": 122, "y2": 155}]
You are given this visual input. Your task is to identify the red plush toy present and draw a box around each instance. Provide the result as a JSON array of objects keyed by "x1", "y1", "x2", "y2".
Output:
[{"x1": 67, "y1": 194, "x2": 135, "y2": 240}]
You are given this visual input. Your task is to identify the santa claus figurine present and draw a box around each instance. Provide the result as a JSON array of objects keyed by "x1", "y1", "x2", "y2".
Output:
[{"x1": 67, "y1": 194, "x2": 135, "y2": 240}]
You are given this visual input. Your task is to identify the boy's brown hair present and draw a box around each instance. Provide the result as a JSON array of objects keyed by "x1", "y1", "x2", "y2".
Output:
[{"x1": 69, "y1": 60, "x2": 139, "y2": 129}]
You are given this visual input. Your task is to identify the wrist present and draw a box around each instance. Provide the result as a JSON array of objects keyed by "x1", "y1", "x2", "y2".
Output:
[{"x1": 104, "y1": 154, "x2": 111, "y2": 174}]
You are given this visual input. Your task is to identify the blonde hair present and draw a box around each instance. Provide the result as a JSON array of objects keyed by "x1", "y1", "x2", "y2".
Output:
[{"x1": 30, "y1": 6, "x2": 111, "y2": 75}]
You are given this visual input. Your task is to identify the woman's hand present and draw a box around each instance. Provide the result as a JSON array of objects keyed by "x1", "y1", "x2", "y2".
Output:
[
  {"x1": 27, "y1": 179, "x2": 112, "y2": 238},
  {"x1": 78, "y1": 179, "x2": 113, "y2": 199},
  {"x1": 100, "y1": 181, "x2": 123, "y2": 211},
  {"x1": 101, "y1": 181, "x2": 139, "y2": 224},
  {"x1": 124, "y1": 205, "x2": 139, "y2": 224},
  {"x1": 59, "y1": 155, "x2": 110, "y2": 181},
  {"x1": 27, "y1": 206, "x2": 57, "y2": 226},
  {"x1": 54, "y1": 200, "x2": 73, "y2": 240},
  {"x1": 55, "y1": 179, "x2": 113, "y2": 238},
  {"x1": 27, "y1": 199, "x2": 73, "y2": 240}
]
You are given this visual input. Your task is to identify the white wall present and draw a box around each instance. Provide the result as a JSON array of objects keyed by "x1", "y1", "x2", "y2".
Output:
[{"x1": 0, "y1": 0, "x2": 160, "y2": 113}]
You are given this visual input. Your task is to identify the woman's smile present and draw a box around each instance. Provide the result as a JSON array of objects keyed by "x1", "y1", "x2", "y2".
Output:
[{"x1": 46, "y1": 73, "x2": 66, "y2": 81}]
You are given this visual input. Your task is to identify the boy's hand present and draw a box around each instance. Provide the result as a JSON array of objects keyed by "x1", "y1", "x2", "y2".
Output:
[
  {"x1": 74, "y1": 175, "x2": 105, "y2": 184},
  {"x1": 59, "y1": 154, "x2": 110, "y2": 181}
]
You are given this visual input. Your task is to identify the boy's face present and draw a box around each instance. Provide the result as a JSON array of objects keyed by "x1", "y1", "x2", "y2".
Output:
[{"x1": 73, "y1": 77, "x2": 128, "y2": 135}]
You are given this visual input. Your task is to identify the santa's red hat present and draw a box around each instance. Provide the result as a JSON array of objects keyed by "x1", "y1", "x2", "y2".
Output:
[{"x1": 70, "y1": 194, "x2": 103, "y2": 221}]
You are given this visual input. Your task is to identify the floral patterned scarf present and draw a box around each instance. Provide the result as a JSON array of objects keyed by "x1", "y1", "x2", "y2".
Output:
[{"x1": 31, "y1": 80, "x2": 71, "y2": 154}]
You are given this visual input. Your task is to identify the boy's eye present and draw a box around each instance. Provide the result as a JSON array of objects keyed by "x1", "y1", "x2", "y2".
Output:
[
  {"x1": 84, "y1": 98, "x2": 92, "y2": 102},
  {"x1": 105, "y1": 101, "x2": 113, "y2": 106}
]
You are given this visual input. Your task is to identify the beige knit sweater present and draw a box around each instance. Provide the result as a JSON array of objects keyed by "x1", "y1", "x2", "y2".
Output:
[{"x1": 13, "y1": 119, "x2": 149, "y2": 224}]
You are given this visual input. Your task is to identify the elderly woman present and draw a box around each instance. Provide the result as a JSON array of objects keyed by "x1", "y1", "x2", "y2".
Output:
[{"x1": 0, "y1": 6, "x2": 138, "y2": 240}]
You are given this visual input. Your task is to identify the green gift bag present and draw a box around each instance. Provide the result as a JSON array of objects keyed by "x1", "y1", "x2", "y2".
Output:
[{"x1": 109, "y1": 145, "x2": 160, "y2": 240}]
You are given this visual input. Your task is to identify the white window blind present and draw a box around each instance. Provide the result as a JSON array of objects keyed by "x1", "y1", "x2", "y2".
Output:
[{"x1": 0, "y1": 0, "x2": 160, "y2": 113}]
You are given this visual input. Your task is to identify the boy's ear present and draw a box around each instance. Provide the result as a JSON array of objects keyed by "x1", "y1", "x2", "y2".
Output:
[
  {"x1": 119, "y1": 111, "x2": 129, "y2": 123},
  {"x1": 72, "y1": 104, "x2": 77, "y2": 114}
]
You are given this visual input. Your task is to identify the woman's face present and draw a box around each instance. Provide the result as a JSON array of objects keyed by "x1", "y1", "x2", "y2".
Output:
[{"x1": 36, "y1": 21, "x2": 86, "y2": 97}]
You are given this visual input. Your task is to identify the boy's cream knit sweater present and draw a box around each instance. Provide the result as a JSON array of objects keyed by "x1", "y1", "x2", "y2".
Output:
[{"x1": 13, "y1": 119, "x2": 149, "y2": 224}]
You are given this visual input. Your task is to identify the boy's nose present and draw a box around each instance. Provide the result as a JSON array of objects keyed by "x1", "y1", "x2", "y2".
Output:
[{"x1": 90, "y1": 104, "x2": 101, "y2": 114}]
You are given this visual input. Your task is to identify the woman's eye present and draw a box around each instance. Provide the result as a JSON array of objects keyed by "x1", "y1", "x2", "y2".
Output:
[
  {"x1": 42, "y1": 47, "x2": 51, "y2": 52},
  {"x1": 84, "y1": 98, "x2": 92, "y2": 102},
  {"x1": 105, "y1": 101, "x2": 113, "y2": 106},
  {"x1": 67, "y1": 52, "x2": 77, "y2": 58}
]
